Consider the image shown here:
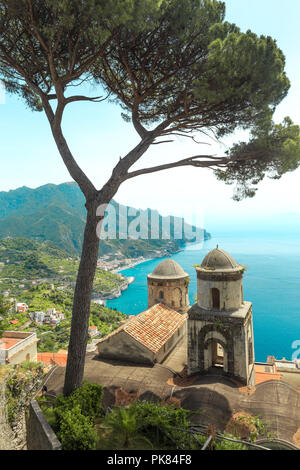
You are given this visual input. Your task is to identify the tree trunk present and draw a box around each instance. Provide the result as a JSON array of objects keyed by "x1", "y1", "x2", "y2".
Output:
[
  {"x1": 63, "y1": 198, "x2": 105, "y2": 396},
  {"x1": 60, "y1": 138, "x2": 152, "y2": 395}
]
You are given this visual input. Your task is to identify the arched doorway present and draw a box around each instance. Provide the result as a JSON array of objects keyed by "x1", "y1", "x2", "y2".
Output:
[
  {"x1": 204, "y1": 338, "x2": 228, "y2": 375},
  {"x1": 198, "y1": 325, "x2": 234, "y2": 377}
]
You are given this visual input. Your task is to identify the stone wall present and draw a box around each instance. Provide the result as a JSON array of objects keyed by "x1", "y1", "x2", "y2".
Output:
[
  {"x1": 156, "y1": 320, "x2": 187, "y2": 363},
  {"x1": 7, "y1": 342, "x2": 38, "y2": 365},
  {"x1": 26, "y1": 400, "x2": 61, "y2": 450},
  {"x1": 197, "y1": 277, "x2": 243, "y2": 311},
  {"x1": 187, "y1": 302, "x2": 255, "y2": 385},
  {"x1": 0, "y1": 379, "x2": 15, "y2": 450},
  {"x1": 0, "y1": 363, "x2": 48, "y2": 449},
  {"x1": 148, "y1": 278, "x2": 189, "y2": 313},
  {"x1": 98, "y1": 330, "x2": 156, "y2": 364}
]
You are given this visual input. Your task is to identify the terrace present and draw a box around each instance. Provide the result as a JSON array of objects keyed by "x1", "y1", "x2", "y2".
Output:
[{"x1": 0, "y1": 331, "x2": 38, "y2": 365}]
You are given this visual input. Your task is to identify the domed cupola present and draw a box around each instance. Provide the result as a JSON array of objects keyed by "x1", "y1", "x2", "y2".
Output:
[
  {"x1": 147, "y1": 259, "x2": 190, "y2": 313},
  {"x1": 201, "y1": 247, "x2": 240, "y2": 271},
  {"x1": 196, "y1": 246, "x2": 245, "y2": 311},
  {"x1": 148, "y1": 259, "x2": 188, "y2": 280}
]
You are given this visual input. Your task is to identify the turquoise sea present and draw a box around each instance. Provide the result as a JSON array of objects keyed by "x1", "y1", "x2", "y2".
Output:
[{"x1": 107, "y1": 230, "x2": 300, "y2": 362}]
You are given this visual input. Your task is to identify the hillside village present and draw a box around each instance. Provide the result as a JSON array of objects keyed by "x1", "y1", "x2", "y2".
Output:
[{"x1": 0, "y1": 282, "x2": 128, "y2": 357}]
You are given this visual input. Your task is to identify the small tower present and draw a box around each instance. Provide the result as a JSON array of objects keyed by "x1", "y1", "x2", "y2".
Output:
[
  {"x1": 147, "y1": 259, "x2": 190, "y2": 314},
  {"x1": 187, "y1": 247, "x2": 255, "y2": 385}
]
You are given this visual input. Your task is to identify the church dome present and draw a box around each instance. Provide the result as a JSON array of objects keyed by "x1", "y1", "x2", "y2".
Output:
[
  {"x1": 148, "y1": 259, "x2": 188, "y2": 280},
  {"x1": 200, "y1": 247, "x2": 240, "y2": 271}
]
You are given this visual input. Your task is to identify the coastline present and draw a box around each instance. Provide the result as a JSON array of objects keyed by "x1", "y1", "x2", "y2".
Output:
[
  {"x1": 93, "y1": 237, "x2": 211, "y2": 303},
  {"x1": 115, "y1": 257, "x2": 155, "y2": 273}
]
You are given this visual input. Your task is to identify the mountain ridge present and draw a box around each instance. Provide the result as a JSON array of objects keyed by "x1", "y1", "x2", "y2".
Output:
[{"x1": 0, "y1": 182, "x2": 211, "y2": 257}]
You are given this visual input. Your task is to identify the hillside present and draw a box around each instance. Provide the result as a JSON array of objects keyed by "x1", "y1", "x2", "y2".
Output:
[
  {"x1": 0, "y1": 238, "x2": 124, "y2": 296},
  {"x1": 0, "y1": 183, "x2": 210, "y2": 256}
]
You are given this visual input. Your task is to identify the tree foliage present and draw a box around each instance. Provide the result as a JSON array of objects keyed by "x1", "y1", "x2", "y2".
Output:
[
  {"x1": 0, "y1": 294, "x2": 11, "y2": 336},
  {"x1": 93, "y1": 0, "x2": 289, "y2": 136},
  {"x1": 215, "y1": 117, "x2": 300, "y2": 199},
  {"x1": 0, "y1": 0, "x2": 162, "y2": 107}
]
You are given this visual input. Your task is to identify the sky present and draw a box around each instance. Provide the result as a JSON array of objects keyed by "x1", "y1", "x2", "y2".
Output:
[{"x1": 0, "y1": 0, "x2": 300, "y2": 232}]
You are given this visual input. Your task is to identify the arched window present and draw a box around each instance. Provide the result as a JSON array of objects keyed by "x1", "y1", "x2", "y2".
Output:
[
  {"x1": 211, "y1": 288, "x2": 220, "y2": 309},
  {"x1": 159, "y1": 290, "x2": 164, "y2": 299}
]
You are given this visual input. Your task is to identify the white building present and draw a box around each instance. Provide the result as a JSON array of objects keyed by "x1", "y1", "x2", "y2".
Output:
[{"x1": 0, "y1": 331, "x2": 38, "y2": 365}]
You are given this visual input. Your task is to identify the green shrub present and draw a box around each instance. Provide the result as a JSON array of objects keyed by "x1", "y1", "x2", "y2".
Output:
[
  {"x1": 56, "y1": 405, "x2": 99, "y2": 450},
  {"x1": 39, "y1": 381, "x2": 104, "y2": 450},
  {"x1": 214, "y1": 435, "x2": 248, "y2": 450},
  {"x1": 130, "y1": 401, "x2": 199, "y2": 450},
  {"x1": 105, "y1": 405, "x2": 152, "y2": 449},
  {"x1": 55, "y1": 381, "x2": 103, "y2": 419},
  {"x1": 42, "y1": 406, "x2": 58, "y2": 432}
]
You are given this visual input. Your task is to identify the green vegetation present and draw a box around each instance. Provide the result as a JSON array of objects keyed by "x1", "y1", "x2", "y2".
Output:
[
  {"x1": 0, "y1": 238, "x2": 127, "y2": 352},
  {"x1": 0, "y1": 184, "x2": 210, "y2": 257},
  {"x1": 0, "y1": 295, "x2": 10, "y2": 336},
  {"x1": 38, "y1": 384, "x2": 268, "y2": 450},
  {"x1": 0, "y1": 238, "x2": 124, "y2": 296},
  {"x1": 89, "y1": 304, "x2": 125, "y2": 338},
  {"x1": 0, "y1": 284, "x2": 126, "y2": 353},
  {"x1": 38, "y1": 382, "x2": 104, "y2": 450},
  {"x1": 213, "y1": 435, "x2": 248, "y2": 451},
  {"x1": 100, "y1": 401, "x2": 201, "y2": 450},
  {"x1": 4, "y1": 362, "x2": 45, "y2": 424},
  {"x1": 226, "y1": 412, "x2": 273, "y2": 443}
]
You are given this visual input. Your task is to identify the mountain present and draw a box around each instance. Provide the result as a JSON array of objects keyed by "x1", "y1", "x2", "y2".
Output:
[{"x1": 0, "y1": 183, "x2": 210, "y2": 256}]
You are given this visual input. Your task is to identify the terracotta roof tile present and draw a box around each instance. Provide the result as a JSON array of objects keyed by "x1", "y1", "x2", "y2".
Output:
[
  {"x1": 37, "y1": 353, "x2": 68, "y2": 366},
  {"x1": 254, "y1": 364, "x2": 282, "y2": 384},
  {"x1": 98, "y1": 303, "x2": 186, "y2": 354}
]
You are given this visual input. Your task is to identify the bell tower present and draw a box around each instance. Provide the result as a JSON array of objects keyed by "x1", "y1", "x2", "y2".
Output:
[
  {"x1": 187, "y1": 247, "x2": 255, "y2": 386},
  {"x1": 147, "y1": 259, "x2": 190, "y2": 314}
]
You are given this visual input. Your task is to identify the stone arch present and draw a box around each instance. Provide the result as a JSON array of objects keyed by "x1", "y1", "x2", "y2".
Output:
[
  {"x1": 204, "y1": 336, "x2": 227, "y2": 351},
  {"x1": 198, "y1": 324, "x2": 234, "y2": 376},
  {"x1": 204, "y1": 329, "x2": 227, "y2": 346}
]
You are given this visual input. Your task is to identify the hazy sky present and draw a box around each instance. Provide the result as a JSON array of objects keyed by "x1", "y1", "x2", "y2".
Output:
[{"x1": 0, "y1": 0, "x2": 299, "y2": 229}]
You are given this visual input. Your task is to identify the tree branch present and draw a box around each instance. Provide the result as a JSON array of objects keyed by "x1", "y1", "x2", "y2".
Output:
[
  {"x1": 125, "y1": 154, "x2": 229, "y2": 179},
  {"x1": 65, "y1": 94, "x2": 110, "y2": 104}
]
